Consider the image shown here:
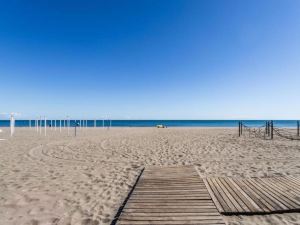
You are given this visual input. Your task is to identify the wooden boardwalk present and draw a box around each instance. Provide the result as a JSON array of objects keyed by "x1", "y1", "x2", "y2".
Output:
[
  {"x1": 204, "y1": 176, "x2": 300, "y2": 215},
  {"x1": 112, "y1": 166, "x2": 300, "y2": 224},
  {"x1": 114, "y1": 166, "x2": 225, "y2": 225}
]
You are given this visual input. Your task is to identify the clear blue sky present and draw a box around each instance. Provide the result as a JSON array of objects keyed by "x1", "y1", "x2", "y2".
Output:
[{"x1": 1, "y1": 0, "x2": 300, "y2": 119}]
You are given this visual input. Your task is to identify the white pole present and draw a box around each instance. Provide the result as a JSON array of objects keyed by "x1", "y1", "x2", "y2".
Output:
[
  {"x1": 40, "y1": 116, "x2": 42, "y2": 135},
  {"x1": 10, "y1": 113, "x2": 15, "y2": 137},
  {"x1": 67, "y1": 117, "x2": 70, "y2": 136},
  {"x1": 44, "y1": 117, "x2": 47, "y2": 136}
]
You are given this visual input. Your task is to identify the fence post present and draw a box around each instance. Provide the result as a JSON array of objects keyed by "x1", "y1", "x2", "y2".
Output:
[
  {"x1": 75, "y1": 121, "x2": 77, "y2": 137},
  {"x1": 297, "y1": 121, "x2": 299, "y2": 137},
  {"x1": 240, "y1": 121, "x2": 243, "y2": 135},
  {"x1": 270, "y1": 121, "x2": 273, "y2": 139}
]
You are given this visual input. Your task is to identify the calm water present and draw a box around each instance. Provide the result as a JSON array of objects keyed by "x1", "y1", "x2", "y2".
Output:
[{"x1": 0, "y1": 120, "x2": 298, "y2": 127}]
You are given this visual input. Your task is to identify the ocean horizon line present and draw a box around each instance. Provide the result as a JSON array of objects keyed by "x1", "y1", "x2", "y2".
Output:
[{"x1": 0, "y1": 119, "x2": 299, "y2": 128}]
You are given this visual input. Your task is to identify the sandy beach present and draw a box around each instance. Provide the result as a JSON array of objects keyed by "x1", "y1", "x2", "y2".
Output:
[{"x1": 1, "y1": 127, "x2": 300, "y2": 225}]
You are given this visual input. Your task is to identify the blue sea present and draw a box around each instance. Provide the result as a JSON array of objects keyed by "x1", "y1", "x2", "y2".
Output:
[{"x1": 0, "y1": 120, "x2": 298, "y2": 127}]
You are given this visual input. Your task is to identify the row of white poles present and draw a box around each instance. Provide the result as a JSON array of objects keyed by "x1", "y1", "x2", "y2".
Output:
[
  {"x1": 26, "y1": 119, "x2": 110, "y2": 129},
  {"x1": 9, "y1": 117, "x2": 112, "y2": 137},
  {"x1": 32, "y1": 117, "x2": 72, "y2": 136}
]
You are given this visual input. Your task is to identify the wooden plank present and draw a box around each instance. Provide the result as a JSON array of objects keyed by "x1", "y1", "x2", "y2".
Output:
[
  {"x1": 128, "y1": 198, "x2": 212, "y2": 203},
  {"x1": 129, "y1": 197, "x2": 212, "y2": 201},
  {"x1": 125, "y1": 201, "x2": 215, "y2": 206},
  {"x1": 126, "y1": 201, "x2": 215, "y2": 208},
  {"x1": 135, "y1": 186, "x2": 205, "y2": 190},
  {"x1": 120, "y1": 215, "x2": 223, "y2": 220},
  {"x1": 131, "y1": 195, "x2": 212, "y2": 199},
  {"x1": 121, "y1": 212, "x2": 220, "y2": 216},
  {"x1": 117, "y1": 221, "x2": 225, "y2": 225},
  {"x1": 135, "y1": 185, "x2": 207, "y2": 188},
  {"x1": 123, "y1": 209, "x2": 218, "y2": 213},
  {"x1": 126, "y1": 205, "x2": 217, "y2": 209},
  {"x1": 123, "y1": 208, "x2": 218, "y2": 213},
  {"x1": 131, "y1": 192, "x2": 211, "y2": 196},
  {"x1": 139, "y1": 180, "x2": 204, "y2": 183},
  {"x1": 134, "y1": 190, "x2": 208, "y2": 193}
]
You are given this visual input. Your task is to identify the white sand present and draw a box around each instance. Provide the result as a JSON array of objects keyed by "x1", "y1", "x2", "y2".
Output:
[{"x1": 1, "y1": 127, "x2": 300, "y2": 225}]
